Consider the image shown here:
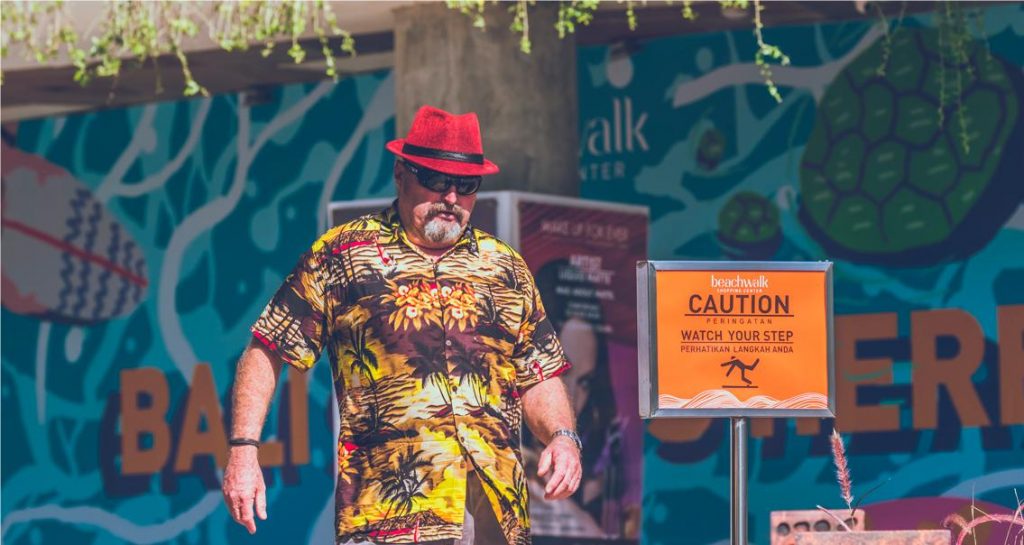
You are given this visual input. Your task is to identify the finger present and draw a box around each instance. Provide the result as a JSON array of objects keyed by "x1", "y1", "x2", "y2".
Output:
[
  {"x1": 566, "y1": 470, "x2": 583, "y2": 496},
  {"x1": 537, "y1": 448, "x2": 552, "y2": 477},
  {"x1": 568, "y1": 469, "x2": 582, "y2": 493},
  {"x1": 547, "y1": 480, "x2": 573, "y2": 500},
  {"x1": 544, "y1": 453, "x2": 570, "y2": 496},
  {"x1": 255, "y1": 475, "x2": 268, "y2": 521},
  {"x1": 548, "y1": 486, "x2": 572, "y2": 501},
  {"x1": 549, "y1": 458, "x2": 583, "y2": 500},
  {"x1": 546, "y1": 468, "x2": 572, "y2": 499},
  {"x1": 240, "y1": 494, "x2": 256, "y2": 534},
  {"x1": 550, "y1": 467, "x2": 581, "y2": 500},
  {"x1": 228, "y1": 494, "x2": 247, "y2": 528},
  {"x1": 223, "y1": 478, "x2": 240, "y2": 522},
  {"x1": 227, "y1": 491, "x2": 242, "y2": 522}
]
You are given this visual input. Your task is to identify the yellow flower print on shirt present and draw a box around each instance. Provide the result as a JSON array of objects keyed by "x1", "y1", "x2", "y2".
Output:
[
  {"x1": 442, "y1": 282, "x2": 478, "y2": 331},
  {"x1": 384, "y1": 280, "x2": 443, "y2": 331}
]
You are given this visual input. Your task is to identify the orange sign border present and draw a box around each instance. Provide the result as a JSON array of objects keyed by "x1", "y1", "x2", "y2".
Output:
[{"x1": 637, "y1": 261, "x2": 834, "y2": 419}]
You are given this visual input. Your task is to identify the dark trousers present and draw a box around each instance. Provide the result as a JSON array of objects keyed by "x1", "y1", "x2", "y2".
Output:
[{"x1": 457, "y1": 469, "x2": 507, "y2": 545}]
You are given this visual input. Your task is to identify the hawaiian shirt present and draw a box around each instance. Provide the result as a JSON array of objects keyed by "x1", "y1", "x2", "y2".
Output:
[{"x1": 251, "y1": 204, "x2": 570, "y2": 544}]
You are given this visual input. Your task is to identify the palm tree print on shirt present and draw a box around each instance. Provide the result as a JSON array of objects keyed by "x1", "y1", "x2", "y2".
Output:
[
  {"x1": 450, "y1": 339, "x2": 491, "y2": 409},
  {"x1": 343, "y1": 326, "x2": 380, "y2": 383},
  {"x1": 408, "y1": 339, "x2": 453, "y2": 408},
  {"x1": 378, "y1": 446, "x2": 434, "y2": 518}
]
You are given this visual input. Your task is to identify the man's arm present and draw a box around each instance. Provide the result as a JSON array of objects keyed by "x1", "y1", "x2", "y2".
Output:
[
  {"x1": 521, "y1": 377, "x2": 582, "y2": 501},
  {"x1": 221, "y1": 339, "x2": 284, "y2": 534}
]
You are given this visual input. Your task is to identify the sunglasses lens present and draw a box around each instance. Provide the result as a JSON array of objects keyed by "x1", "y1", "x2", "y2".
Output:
[
  {"x1": 405, "y1": 161, "x2": 481, "y2": 195},
  {"x1": 456, "y1": 177, "x2": 482, "y2": 195},
  {"x1": 420, "y1": 171, "x2": 451, "y2": 193}
]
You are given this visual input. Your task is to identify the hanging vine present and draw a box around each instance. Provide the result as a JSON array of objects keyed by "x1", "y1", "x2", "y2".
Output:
[
  {"x1": 1, "y1": 0, "x2": 355, "y2": 96},
  {"x1": 751, "y1": 0, "x2": 790, "y2": 103},
  {"x1": 935, "y1": 0, "x2": 976, "y2": 153},
  {"x1": 447, "y1": 0, "x2": 488, "y2": 31},
  {"x1": 873, "y1": 0, "x2": 906, "y2": 77},
  {"x1": 681, "y1": 1, "x2": 697, "y2": 21},
  {"x1": 447, "y1": 0, "x2": 792, "y2": 103},
  {"x1": 555, "y1": 0, "x2": 600, "y2": 39},
  {"x1": 3, "y1": 0, "x2": 911, "y2": 107},
  {"x1": 508, "y1": 0, "x2": 534, "y2": 54},
  {"x1": 624, "y1": 1, "x2": 638, "y2": 31}
]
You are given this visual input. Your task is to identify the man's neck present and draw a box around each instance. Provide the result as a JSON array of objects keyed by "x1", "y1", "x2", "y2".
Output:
[
  {"x1": 404, "y1": 231, "x2": 459, "y2": 260},
  {"x1": 415, "y1": 243, "x2": 451, "y2": 260}
]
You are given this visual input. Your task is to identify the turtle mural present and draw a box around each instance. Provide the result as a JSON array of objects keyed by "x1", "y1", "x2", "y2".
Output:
[
  {"x1": 717, "y1": 191, "x2": 782, "y2": 260},
  {"x1": 799, "y1": 28, "x2": 1024, "y2": 266},
  {"x1": 697, "y1": 127, "x2": 726, "y2": 171}
]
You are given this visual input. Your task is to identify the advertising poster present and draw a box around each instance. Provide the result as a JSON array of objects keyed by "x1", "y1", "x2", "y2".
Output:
[
  {"x1": 640, "y1": 263, "x2": 833, "y2": 418},
  {"x1": 517, "y1": 199, "x2": 648, "y2": 542}
]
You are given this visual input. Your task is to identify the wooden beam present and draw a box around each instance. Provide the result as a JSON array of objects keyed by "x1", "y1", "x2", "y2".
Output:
[
  {"x1": 1, "y1": 31, "x2": 393, "y2": 122},
  {"x1": 3, "y1": 0, "x2": 1012, "y2": 121}
]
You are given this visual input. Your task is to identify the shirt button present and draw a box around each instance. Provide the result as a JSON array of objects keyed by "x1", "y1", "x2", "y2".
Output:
[{"x1": 445, "y1": 339, "x2": 452, "y2": 347}]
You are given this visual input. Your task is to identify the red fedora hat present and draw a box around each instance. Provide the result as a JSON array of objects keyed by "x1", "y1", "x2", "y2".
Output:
[{"x1": 386, "y1": 105, "x2": 500, "y2": 177}]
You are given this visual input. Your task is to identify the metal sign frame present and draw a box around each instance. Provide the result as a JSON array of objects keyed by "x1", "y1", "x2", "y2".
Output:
[{"x1": 637, "y1": 260, "x2": 835, "y2": 419}]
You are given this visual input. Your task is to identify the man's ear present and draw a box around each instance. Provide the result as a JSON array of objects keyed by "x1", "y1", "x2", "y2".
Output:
[{"x1": 393, "y1": 160, "x2": 404, "y2": 190}]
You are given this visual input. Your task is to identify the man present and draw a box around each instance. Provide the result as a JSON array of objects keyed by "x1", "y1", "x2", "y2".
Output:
[{"x1": 222, "y1": 105, "x2": 583, "y2": 545}]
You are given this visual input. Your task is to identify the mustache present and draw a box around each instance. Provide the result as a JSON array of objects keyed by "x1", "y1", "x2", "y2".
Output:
[{"x1": 426, "y1": 203, "x2": 468, "y2": 221}]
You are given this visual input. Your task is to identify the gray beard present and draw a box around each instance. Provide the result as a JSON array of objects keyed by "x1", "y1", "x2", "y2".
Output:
[{"x1": 424, "y1": 218, "x2": 464, "y2": 245}]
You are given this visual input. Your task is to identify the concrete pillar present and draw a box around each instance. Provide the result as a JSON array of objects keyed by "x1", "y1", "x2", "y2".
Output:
[{"x1": 393, "y1": 3, "x2": 579, "y2": 196}]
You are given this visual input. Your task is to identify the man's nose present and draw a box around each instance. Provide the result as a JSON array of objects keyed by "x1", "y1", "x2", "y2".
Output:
[{"x1": 442, "y1": 185, "x2": 459, "y2": 204}]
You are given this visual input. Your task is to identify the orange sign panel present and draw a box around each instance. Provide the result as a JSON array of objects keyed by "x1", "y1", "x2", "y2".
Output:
[{"x1": 644, "y1": 266, "x2": 833, "y2": 416}]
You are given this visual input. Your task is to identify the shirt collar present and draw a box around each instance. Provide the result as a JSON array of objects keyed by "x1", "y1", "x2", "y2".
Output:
[{"x1": 379, "y1": 200, "x2": 479, "y2": 256}]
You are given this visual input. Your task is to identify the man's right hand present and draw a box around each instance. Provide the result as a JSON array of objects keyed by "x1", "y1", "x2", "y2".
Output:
[{"x1": 222, "y1": 446, "x2": 267, "y2": 534}]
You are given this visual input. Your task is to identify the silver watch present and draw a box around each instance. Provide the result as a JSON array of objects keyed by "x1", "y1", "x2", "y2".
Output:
[{"x1": 552, "y1": 429, "x2": 582, "y2": 452}]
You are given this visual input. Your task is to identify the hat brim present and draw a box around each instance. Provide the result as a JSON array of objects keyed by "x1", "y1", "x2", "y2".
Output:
[{"x1": 387, "y1": 139, "x2": 500, "y2": 177}]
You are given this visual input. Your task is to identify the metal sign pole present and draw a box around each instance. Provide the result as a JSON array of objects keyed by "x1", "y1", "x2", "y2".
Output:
[
  {"x1": 731, "y1": 416, "x2": 748, "y2": 545},
  {"x1": 637, "y1": 262, "x2": 835, "y2": 545}
]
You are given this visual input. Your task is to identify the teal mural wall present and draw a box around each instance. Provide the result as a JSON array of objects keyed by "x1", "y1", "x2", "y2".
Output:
[
  {"x1": 577, "y1": 4, "x2": 1023, "y2": 545},
  {"x1": 3, "y1": 5, "x2": 1024, "y2": 545},
  {"x1": 2, "y1": 72, "x2": 396, "y2": 544}
]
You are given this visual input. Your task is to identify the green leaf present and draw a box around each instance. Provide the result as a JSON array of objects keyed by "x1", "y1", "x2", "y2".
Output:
[
  {"x1": 184, "y1": 79, "x2": 201, "y2": 96},
  {"x1": 288, "y1": 42, "x2": 306, "y2": 63}
]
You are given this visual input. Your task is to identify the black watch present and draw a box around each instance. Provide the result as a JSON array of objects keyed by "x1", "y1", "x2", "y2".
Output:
[{"x1": 552, "y1": 429, "x2": 582, "y2": 452}]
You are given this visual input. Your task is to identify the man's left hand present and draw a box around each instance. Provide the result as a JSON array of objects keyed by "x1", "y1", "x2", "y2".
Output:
[{"x1": 536, "y1": 436, "x2": 582, "y2": 500}]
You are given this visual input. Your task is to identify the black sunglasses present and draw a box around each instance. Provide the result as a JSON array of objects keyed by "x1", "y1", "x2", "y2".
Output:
[{"x1": 401, "y1": 160, "x2": 482, "y2": 196}]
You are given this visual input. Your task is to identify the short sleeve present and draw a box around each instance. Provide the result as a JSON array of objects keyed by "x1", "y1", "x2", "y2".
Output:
[
  {"x1": 250, "y1": 245, "x2": 330, "y2": 371},
  {"x1": 512, "y1": 274, "x2": 571, "y2": 393}
]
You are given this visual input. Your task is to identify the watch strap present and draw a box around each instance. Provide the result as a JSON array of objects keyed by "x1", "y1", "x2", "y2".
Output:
[{"x1": 552, "y1": 429, "x2": 582, "y2": 452}]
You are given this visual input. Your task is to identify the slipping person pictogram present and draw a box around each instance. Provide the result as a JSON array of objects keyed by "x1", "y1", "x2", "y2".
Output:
[{"x1": 720, "y1": 356, "x2": 759, "y2": 389}]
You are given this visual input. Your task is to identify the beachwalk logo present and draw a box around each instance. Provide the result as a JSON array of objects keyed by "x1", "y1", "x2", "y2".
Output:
[
  {"x1": 711, "y1": 274, "x2": 769, "y2": 290},
  {"x1": 579, "y1": 96, "x2": 649, "y2": 182}
]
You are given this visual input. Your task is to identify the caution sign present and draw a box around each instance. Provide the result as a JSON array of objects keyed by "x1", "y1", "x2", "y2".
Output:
[{"x1": 637, "y1": 261, "x2": 834, "y2": 418}]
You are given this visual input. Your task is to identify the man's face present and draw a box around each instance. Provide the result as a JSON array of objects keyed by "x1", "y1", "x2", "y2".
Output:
[
  {"x1": 395, "y1": 161, "x2": 478, "y2": 250},
  {"x1": 558, "y1": 318, "x2": 598, "y2": 415}
]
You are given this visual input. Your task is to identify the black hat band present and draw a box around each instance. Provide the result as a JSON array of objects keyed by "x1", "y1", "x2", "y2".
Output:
[{"x1": 402, "y1": 143, "x2": 484, "y2": 164}]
